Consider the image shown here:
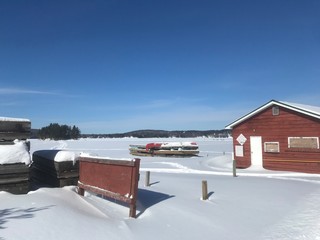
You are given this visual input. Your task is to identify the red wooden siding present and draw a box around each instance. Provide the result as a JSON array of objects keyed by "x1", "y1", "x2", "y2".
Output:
[
  {"x1": 78, "y1": 157, "x2": 140, "y2": 218},
  {"x1": 232, "y1": 105, "x2": 320, "y2": 173}
]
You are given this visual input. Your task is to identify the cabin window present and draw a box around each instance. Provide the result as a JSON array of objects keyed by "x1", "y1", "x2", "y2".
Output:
[
  {"x1": 272, "y1": 106, "x2": 279, "y2": 115},
  {"x1": 288, "y1": 137, "x2": 319, "y2": 149},
  {"x1": 264, "y1": 142, "x2": 280, "y2": 153}
]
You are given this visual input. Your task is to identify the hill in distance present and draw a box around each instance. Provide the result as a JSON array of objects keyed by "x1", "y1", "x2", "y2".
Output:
[{"x1": 81, "y1": 129, "x2": 231, "y2": 138}]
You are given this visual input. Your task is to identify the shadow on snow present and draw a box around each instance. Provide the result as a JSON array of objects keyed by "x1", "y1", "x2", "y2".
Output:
[
  {"x1": 0, "y1": 205, "x2": 55, "y2": 230},
  {"x1": 136, "y1": 188, "x2": 174, "y2": 218}
]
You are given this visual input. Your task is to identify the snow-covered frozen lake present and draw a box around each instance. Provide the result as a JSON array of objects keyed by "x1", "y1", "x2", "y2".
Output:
[{"x1": 1, "y1": 138, "x2": 320, "y2": 240}]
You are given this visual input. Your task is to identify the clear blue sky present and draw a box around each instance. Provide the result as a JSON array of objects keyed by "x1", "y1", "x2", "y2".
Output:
[{"x1": 1, "y1": 0, "x2": 320, "y2": 134}]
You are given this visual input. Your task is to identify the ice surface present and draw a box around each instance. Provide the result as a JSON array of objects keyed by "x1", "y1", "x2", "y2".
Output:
[{"x1": 1, "y1": 138, "x2": 319, "y2": 240}]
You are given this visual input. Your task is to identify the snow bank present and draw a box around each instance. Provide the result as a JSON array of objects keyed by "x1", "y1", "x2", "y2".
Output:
[{"x1": 0, "y1": 140, "x2": 31, "y2": 165}]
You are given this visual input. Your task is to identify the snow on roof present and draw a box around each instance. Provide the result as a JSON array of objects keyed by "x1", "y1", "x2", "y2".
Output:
[
  {"x1": 280, "y1": 101, "x2": 320, "y2": 116},
  {"x1": 79, "y1": 152, "x2": 135, "y2": 162},
  {"x1": 0, "y1": 116, "x2": 30, "y2": 122},
  {"x1": 0, "y1": 140, "x2": 31, "y2": 165},
  {"x1": 225, "y1": 100, "x2": 320, "y2": 129},
  {"x1": 33, "y1": 150, "x2": 134, "y2": 164}
]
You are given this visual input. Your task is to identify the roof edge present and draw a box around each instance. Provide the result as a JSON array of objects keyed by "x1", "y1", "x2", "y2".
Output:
[{"x1": 225, "y1": 100, "x2": 320, "y2": 129}]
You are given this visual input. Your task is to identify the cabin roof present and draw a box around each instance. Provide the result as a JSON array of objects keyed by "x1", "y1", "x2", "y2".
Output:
[{"x1": 225, "y1": 99, "x2": 320, "y2": 129}]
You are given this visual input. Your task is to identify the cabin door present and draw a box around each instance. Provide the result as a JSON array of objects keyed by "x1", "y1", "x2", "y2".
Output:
[{"x1": 250, "y1": 136, "x2": 263, "y2": 167}]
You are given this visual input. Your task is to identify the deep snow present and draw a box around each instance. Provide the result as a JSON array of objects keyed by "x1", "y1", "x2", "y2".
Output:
[
  {"x1": 0, "y1": 140, "x2": 30, "y2": 165},
  {"x1": 1, "y1": 138, "x2": 320, "y2": 240}
]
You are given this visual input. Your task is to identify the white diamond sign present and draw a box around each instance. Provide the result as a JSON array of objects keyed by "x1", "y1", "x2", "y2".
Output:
[{"x1": 236, "y1": 134, "x2": 247, "y2": 145}]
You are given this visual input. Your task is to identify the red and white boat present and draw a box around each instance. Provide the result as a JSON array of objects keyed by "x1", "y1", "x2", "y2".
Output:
[{"x1": 129, "y1": 142, "x2": 199, "y2": 157}]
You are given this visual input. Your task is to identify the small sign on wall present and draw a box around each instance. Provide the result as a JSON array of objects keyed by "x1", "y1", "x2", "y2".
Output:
[
  {"x1": 236, "y1": 134, "x2": 247, "y2": 145},
  {"x1": 235, "y1": 145, "x2": 244, "y2": 157}
]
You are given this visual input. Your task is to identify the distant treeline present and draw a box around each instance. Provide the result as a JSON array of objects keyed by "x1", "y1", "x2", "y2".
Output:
[
  {"x1": 31, "y1": 128, "x2": 231, "y2": 139},
  {"x1": 37, "y1": 123, "x2": 81, "y2": 140},
  {"x1": 81, "y1": 129, "x2": 231, "y2": 138}
]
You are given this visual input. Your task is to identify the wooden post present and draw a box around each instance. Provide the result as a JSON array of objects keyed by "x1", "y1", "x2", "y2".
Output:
[
  {"x1": 232, "y1": 153, "x2": 237, "y2": 177},
  {"x1": 202, "y1": 180, "x2": 208, "y2": 200},
  {"x1": 145, "y1": 171, "x2": 150, "y2": 187},
  {"x1": 129, "y1": 203, "x2": 136, "y2": 218},
  {"x1": 78, "y1": 187, "x2": 85, "y2": 196},
  {"x1": 233, "y1": 160, "x2": 237, "y2": 177}
]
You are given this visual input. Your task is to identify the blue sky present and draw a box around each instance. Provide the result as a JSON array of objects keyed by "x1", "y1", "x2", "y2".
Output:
[{"x1": 1, "y1": 0, "x2": 320, "y2": 134}]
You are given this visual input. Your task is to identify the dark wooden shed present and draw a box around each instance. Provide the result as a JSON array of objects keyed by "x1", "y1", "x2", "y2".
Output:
[
  {"x1": 0, "y1": 117, "x2": 31, "y2": 141},
  {"x1": 225, "y1": 100, "x2": 320, "y2": 174},
  {"x1": 0, "y1": 116, "x2": 31, "y2": 193}
]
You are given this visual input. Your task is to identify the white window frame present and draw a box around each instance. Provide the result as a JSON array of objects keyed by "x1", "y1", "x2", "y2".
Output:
[
  {"x1": 264, "y1": 142, "x2": 280, "y2": 153},
  {"x1": 288, "y1": 137, "x2": 319, "y2": 149}
]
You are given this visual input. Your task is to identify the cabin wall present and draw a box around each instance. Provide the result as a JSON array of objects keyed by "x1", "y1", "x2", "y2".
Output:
[{"x1": 232, "y1": 106, "x2": 320, "y2": 173}]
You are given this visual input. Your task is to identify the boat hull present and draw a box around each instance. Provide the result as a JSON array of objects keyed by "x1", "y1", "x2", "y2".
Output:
[{"x1": 129, "y1": 142, "x2": 199, "y2": 157}]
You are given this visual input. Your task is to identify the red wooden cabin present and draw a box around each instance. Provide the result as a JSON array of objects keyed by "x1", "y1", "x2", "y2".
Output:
[{"x1": 225, "y1": 100, "x2": 320, "y2": 174}]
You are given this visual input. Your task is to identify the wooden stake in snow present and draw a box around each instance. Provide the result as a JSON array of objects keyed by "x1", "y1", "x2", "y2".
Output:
[
  {"x1": 232, "y1": 153, "x2": 237, "y2": 177},
  {"x1": 202, "y1": 180, "x2": 208, "y2": 200},
  {"x1": 145, "y1": 171, "x2": 150, "y2": 187},
  {"x1": 233, "y1": 160, "x2": 237, "y2": 177}
]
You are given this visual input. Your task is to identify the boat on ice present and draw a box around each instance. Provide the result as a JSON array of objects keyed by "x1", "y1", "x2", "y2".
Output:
[{"x1": 129, "y1": 142, "x2": 199, "y2": 157}]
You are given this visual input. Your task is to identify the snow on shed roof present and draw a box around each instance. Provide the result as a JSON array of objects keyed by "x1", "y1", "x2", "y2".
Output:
[
  {"x1": 225, "y1": 100, "x2": 320, "y2": 129},
  {"x1": 0, "y1": 116, "x2": 30, "y2": 122}
]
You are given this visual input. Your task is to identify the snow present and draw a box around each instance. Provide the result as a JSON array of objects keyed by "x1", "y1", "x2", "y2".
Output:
[
  {"x1": 281, "y1": 101, "x2": 320, "y2": 116},
  {"x1": 33, "y1": 149, "x2": 80, "y2": 164},
  {"x1": 0, "y1": 116, "x2": 30, "y2": 122},
  {"x1": 1, "y1": 137, "x2": 320, "y2": 240},
  {"x1": 0, "y1": 140, "x2": 31, "y2": 165},
  {"x1": 78, "y1": 152, "x2": 135, "y2": 162}
]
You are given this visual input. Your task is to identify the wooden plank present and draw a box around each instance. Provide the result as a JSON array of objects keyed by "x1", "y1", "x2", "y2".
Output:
[
  {"x1": 0, "y1": 181, "x2": 29, "y2": 194},
  {"x1": 0, "y1": 132, "x2": 31, "y2": 140},
  {"x1": 78, "y1": 157, "x2": 140, "y2": 218},
  {"x1": 0, "y1": 141, "x2": 15, "y2": 145},
  {"x1": 0, "y1": 173, "x2": 29, "y2": 180},
  {"x1": 0, "y1": 163, "x2": 29, "y2": 174},
  {"x1": 80, "y1": 157, "x2": 136, "y2": 166},
  {"x1": 78, "y1": 181, "x2": 132, "y2": 203},
  {"x1": 0, "y1": 121, "x2": 31, "y2": 132},
  {"x1": 54, "y1": 161, "x2": 79, "y2": 173},
  {"x1": 58, "y1": 177, "x2": 79, "y2": 187},
  {"x1": 0, "y1": 118, "x2": 31, "y2": 141},
  {"x1": 0, "y1": 177, "x2": 29, "y2": 184},
  {"x1": 264, "y1": 160, "x2": 320, "y2": 174}
]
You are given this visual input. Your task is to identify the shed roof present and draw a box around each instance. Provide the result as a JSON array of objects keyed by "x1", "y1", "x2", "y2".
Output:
[
  {"x1": 225, "y1": 100, "x2": 320, "y2": 129},
  {"x1": 0, "y1": 116, "x2": 30, "y2": 122}
]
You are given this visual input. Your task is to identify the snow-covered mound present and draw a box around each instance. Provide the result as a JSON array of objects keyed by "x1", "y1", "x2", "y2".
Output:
[{"x1": 0, "y1": 140, "x2": 30, "y2": 165}]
